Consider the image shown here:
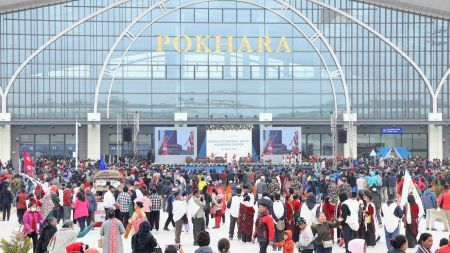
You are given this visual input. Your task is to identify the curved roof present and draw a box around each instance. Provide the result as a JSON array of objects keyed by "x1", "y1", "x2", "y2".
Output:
[
  {"x1": 0, "y1": 0, "x2": 72, "y2": 14},
  {"x1": 0, "y1": 0, "x2": 449, "y2": 18},
  {"x1": 352, "y1": 0, "x2": 450, "y2": 20}
]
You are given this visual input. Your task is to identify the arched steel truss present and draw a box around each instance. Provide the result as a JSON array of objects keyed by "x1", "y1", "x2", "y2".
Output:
[
  {"x1": 1, "y1": 0, "x2": 132, "y2": 113},
  {"x1": 305, "y1": 0, "x2": 439, "y2": 113},
  {"x1": 94, "y1": 0, "x2": 349, "y2": 118},
  {"x1": 2, "y1": 0, "x2": 448, "y2": 117}
]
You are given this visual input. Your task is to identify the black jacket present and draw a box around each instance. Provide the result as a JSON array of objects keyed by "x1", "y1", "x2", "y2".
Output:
[
  {"x1": 36, "y1": 224, "x2": 57, "y2": 253},
  {"x1": 132, "y1": 234, "x2": 157, "y2": 253}
]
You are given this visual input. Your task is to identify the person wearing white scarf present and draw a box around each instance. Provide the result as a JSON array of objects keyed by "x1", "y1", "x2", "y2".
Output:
[{"x1": 173, "y1": 193, "x2": 187, "y2": 245}]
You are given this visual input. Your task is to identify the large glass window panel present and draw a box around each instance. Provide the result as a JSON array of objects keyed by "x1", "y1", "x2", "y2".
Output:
[
  {"x1": 237, "y1": 95, "x2": 264, "y2": 108},
  {"x1": 152, "y1": 94, "x2": 180, "y2": 107},
  {"x1": 181, "y1": 80, "x2": 208, "y2": 93},
  {"x1": 50, "y1": 134, "x2": 65, "y2": 157},
  {"x1": 402, "y1": 134, "x2": 413, "y2": 149},
  {"x1": 152, "y1": 80, "x2": 180, "y2": 93},
  {"x1": 223, "y1": 10, "x2": 236, "y2": 22},
  {"x1": 35, "y1": 134, "x2": 50, "y2": 158},
  {"x1": 382, "y1": 134, "x2": 402, "y2": 147},
  {"x1": 209, "y1": 95, "x2": 236, "y2": 107},
  {"x1": 181, "y1": 94, "x2": 208, "y2": 108},
  {"x1": 306, "y1": 134, "x2": 321, "y2": 156},
  {"x1": 210, "y1": 80, "x2": 236, "y2": 94},
  {"x1": 267, "y1": 95, "x2": 292, "y2": 108},
  {"x1": 266, "y1": 81, "x2": 292, "y2": 93},
  {"x1": 321, "y1": 134, "x2": 332, "y2": 156},
  {"x1": 237, "y1": 80, "x2": 264, "y2": 93}
]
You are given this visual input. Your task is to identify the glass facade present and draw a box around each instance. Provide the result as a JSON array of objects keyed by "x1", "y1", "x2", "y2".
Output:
[
  {"x1": 0, "y1": 0, "x2": 447, "y2": 121},
  {"x1": 357, "y1": 133, "x2": 427, "y2": 158},
  {"x1": 19, "y1": 133, "x2": 76, "y2": 158}
]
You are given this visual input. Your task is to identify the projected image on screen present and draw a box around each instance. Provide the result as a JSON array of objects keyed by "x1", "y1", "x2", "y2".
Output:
[
  {"x1": 262, "y1": 129, "x2": 300, "y2": 155},
  {"x1": 157, "y1": 129, "x2": 195, "y2": 155}
]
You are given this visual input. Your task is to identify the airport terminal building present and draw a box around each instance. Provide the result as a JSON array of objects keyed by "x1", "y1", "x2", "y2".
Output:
[{"x1": 0, "y1": 0, "x2": 449, "y2": 163}]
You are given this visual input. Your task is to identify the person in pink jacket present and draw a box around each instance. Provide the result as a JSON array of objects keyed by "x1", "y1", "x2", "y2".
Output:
[
  {"x1": 22, "y1": 202, "x2": 44, "y2": 252},
  {"x1": 72, "y1": 191, "x2": 89, "y2": 232}
]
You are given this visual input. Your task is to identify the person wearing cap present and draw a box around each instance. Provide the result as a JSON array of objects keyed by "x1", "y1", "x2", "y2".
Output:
[
  {"x1": 297, "y1": 217, "x2": 316, "y2": 253},
  {"x1": 163, "y1": 188, "x2": 177, "y2": 231},
  {"x1": 381, "y1": 194, "x2": 403, "y2": 252},
  {"x1": 253, "y1": 199, "x2": 275, "y2": 253}
]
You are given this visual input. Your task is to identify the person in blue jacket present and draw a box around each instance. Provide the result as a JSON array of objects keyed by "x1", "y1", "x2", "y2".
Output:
[{"x1": 422, "y1": 184, "x2": 437, "y2": 231}]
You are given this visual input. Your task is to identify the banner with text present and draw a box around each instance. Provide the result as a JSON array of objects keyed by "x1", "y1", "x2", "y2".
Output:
[{"x1": 206, "y1": 129, "x2": 252, "y2": 158}]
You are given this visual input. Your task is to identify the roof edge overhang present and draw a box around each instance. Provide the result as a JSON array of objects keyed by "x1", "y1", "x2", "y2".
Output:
[
  {"x1": 351, "y1": 0, "x2": 450, "y2": 20},
  {"x1": 0, "y1": 0, "x2": 73, "y2": 14}
]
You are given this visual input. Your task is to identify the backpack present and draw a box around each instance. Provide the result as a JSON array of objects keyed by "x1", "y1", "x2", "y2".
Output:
[{"x1": 257, "y1": 216, "x2": 269, "y2": 243}]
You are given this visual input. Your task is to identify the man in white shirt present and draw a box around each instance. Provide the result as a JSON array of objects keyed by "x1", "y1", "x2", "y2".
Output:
[
  {"x1": 227, "y1": 188, "x2": 242, "y2": 240},
  {"x1": 103, "y1": 185, "x2": 116, "y2": 220}
]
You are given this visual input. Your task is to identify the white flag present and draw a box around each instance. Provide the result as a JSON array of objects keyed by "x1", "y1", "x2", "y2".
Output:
[{"x1": 400, "y1": 170, "x2": 424, "y2": 217}]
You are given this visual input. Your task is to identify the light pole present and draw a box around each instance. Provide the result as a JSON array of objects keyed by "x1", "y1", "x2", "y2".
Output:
[
  {"x1": 75, "y1": 122, "x2": 81, "y2": 171},
  {"x1": 16, "y1": 137, "x2": 20, "y2": 174}
]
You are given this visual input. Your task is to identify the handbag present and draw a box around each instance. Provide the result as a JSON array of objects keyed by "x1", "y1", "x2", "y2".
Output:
[
  {"x1": 132, "y1": 211, "x2": 147, "y2": 232},
  {"x1": 275, "y1": 219, "x2": 285, "y2": 230},
  {"x1": 98, "y1": 236, "x2": 103, "y2": 248},
  {"x1": 323, "y1": 240, "x2": 333, "y2": 248},
  {"x1": 152, "y1": 243, "x2": 163, "y2": 253}
]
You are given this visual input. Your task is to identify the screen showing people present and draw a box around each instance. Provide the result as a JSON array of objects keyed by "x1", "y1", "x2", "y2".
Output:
[
  {"x1": 157, "y1": 128, "x2": 195, "y2": 156},
  {"x1": 262, "y1": 128, "x2": 301, "y2": 155}
]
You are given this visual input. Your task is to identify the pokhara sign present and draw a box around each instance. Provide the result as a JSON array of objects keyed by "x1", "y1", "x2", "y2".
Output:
[{"x1": 155, "y1": 35, "x2": 292, "y2": 53}]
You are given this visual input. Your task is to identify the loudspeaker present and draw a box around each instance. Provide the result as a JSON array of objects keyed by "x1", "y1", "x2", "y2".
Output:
[
  {"x1": 123, "y1": 128, "x2": 133, "y2": 142},
  {"x1": 338, "y1": 129, "x2": 347, "y2": 143}
]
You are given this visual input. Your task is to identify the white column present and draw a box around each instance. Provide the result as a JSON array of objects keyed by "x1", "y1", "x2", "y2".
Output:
[
  {"x1": 0, "y1": 113, "x2": 11, "y2": 164},
  {"x1": 87, "y1": 113, "x2": 101, "y2": 160},
  {"x1": 343, "y1": 113, "x2": 357, "y2": 159},
  {"x1": 428, "y1": 113, "x2": 443, "y2": 160}
]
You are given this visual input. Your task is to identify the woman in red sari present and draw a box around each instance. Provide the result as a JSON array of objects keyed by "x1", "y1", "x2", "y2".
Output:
[
  {"x1": 321, "y1": 196, "x2": 336, "y2": 240},
  {"x1": 238, "y1": 195, "x2": 255, "y2": 243},
  {"x1": 403, "y1": 194, "x2": 419, "y2": 248}
]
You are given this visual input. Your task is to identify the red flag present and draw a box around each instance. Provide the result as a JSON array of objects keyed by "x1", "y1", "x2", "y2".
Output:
[{"x1": 23, "y1": 150, "x2": 33, "y2": 176}]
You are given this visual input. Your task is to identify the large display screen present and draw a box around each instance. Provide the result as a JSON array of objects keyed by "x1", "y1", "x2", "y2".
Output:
[
  {"x1": 261, "y1": 127, "x2": 301, "y2": 155},
  {"x1": 156, "y1": 128, "x2": 195, "y2": 155},
  {"x1": 206, "y1": 129, "x2": 252, "y2": 157}
]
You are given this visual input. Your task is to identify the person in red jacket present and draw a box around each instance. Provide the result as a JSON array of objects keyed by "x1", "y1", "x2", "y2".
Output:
[
  {"x1": 63, "y1": 184, "x2": 73, "y2": 222},
  {"x1": 437, "y1": 184, "x2": 450, "y2": 232},
  {"x1": 253, "y1": 200, "x2": 275, "y2": 253},
  {"x1": 274, "y1": 230, "x2": 294, "y2": 253},
  {"x1": 16, "y1": 187, "x2": 28, "y2": 224}
]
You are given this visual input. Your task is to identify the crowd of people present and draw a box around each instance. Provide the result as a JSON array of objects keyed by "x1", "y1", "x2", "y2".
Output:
[{"x1": 1, "y1": 156, "x2": 450, "y2": 253}]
